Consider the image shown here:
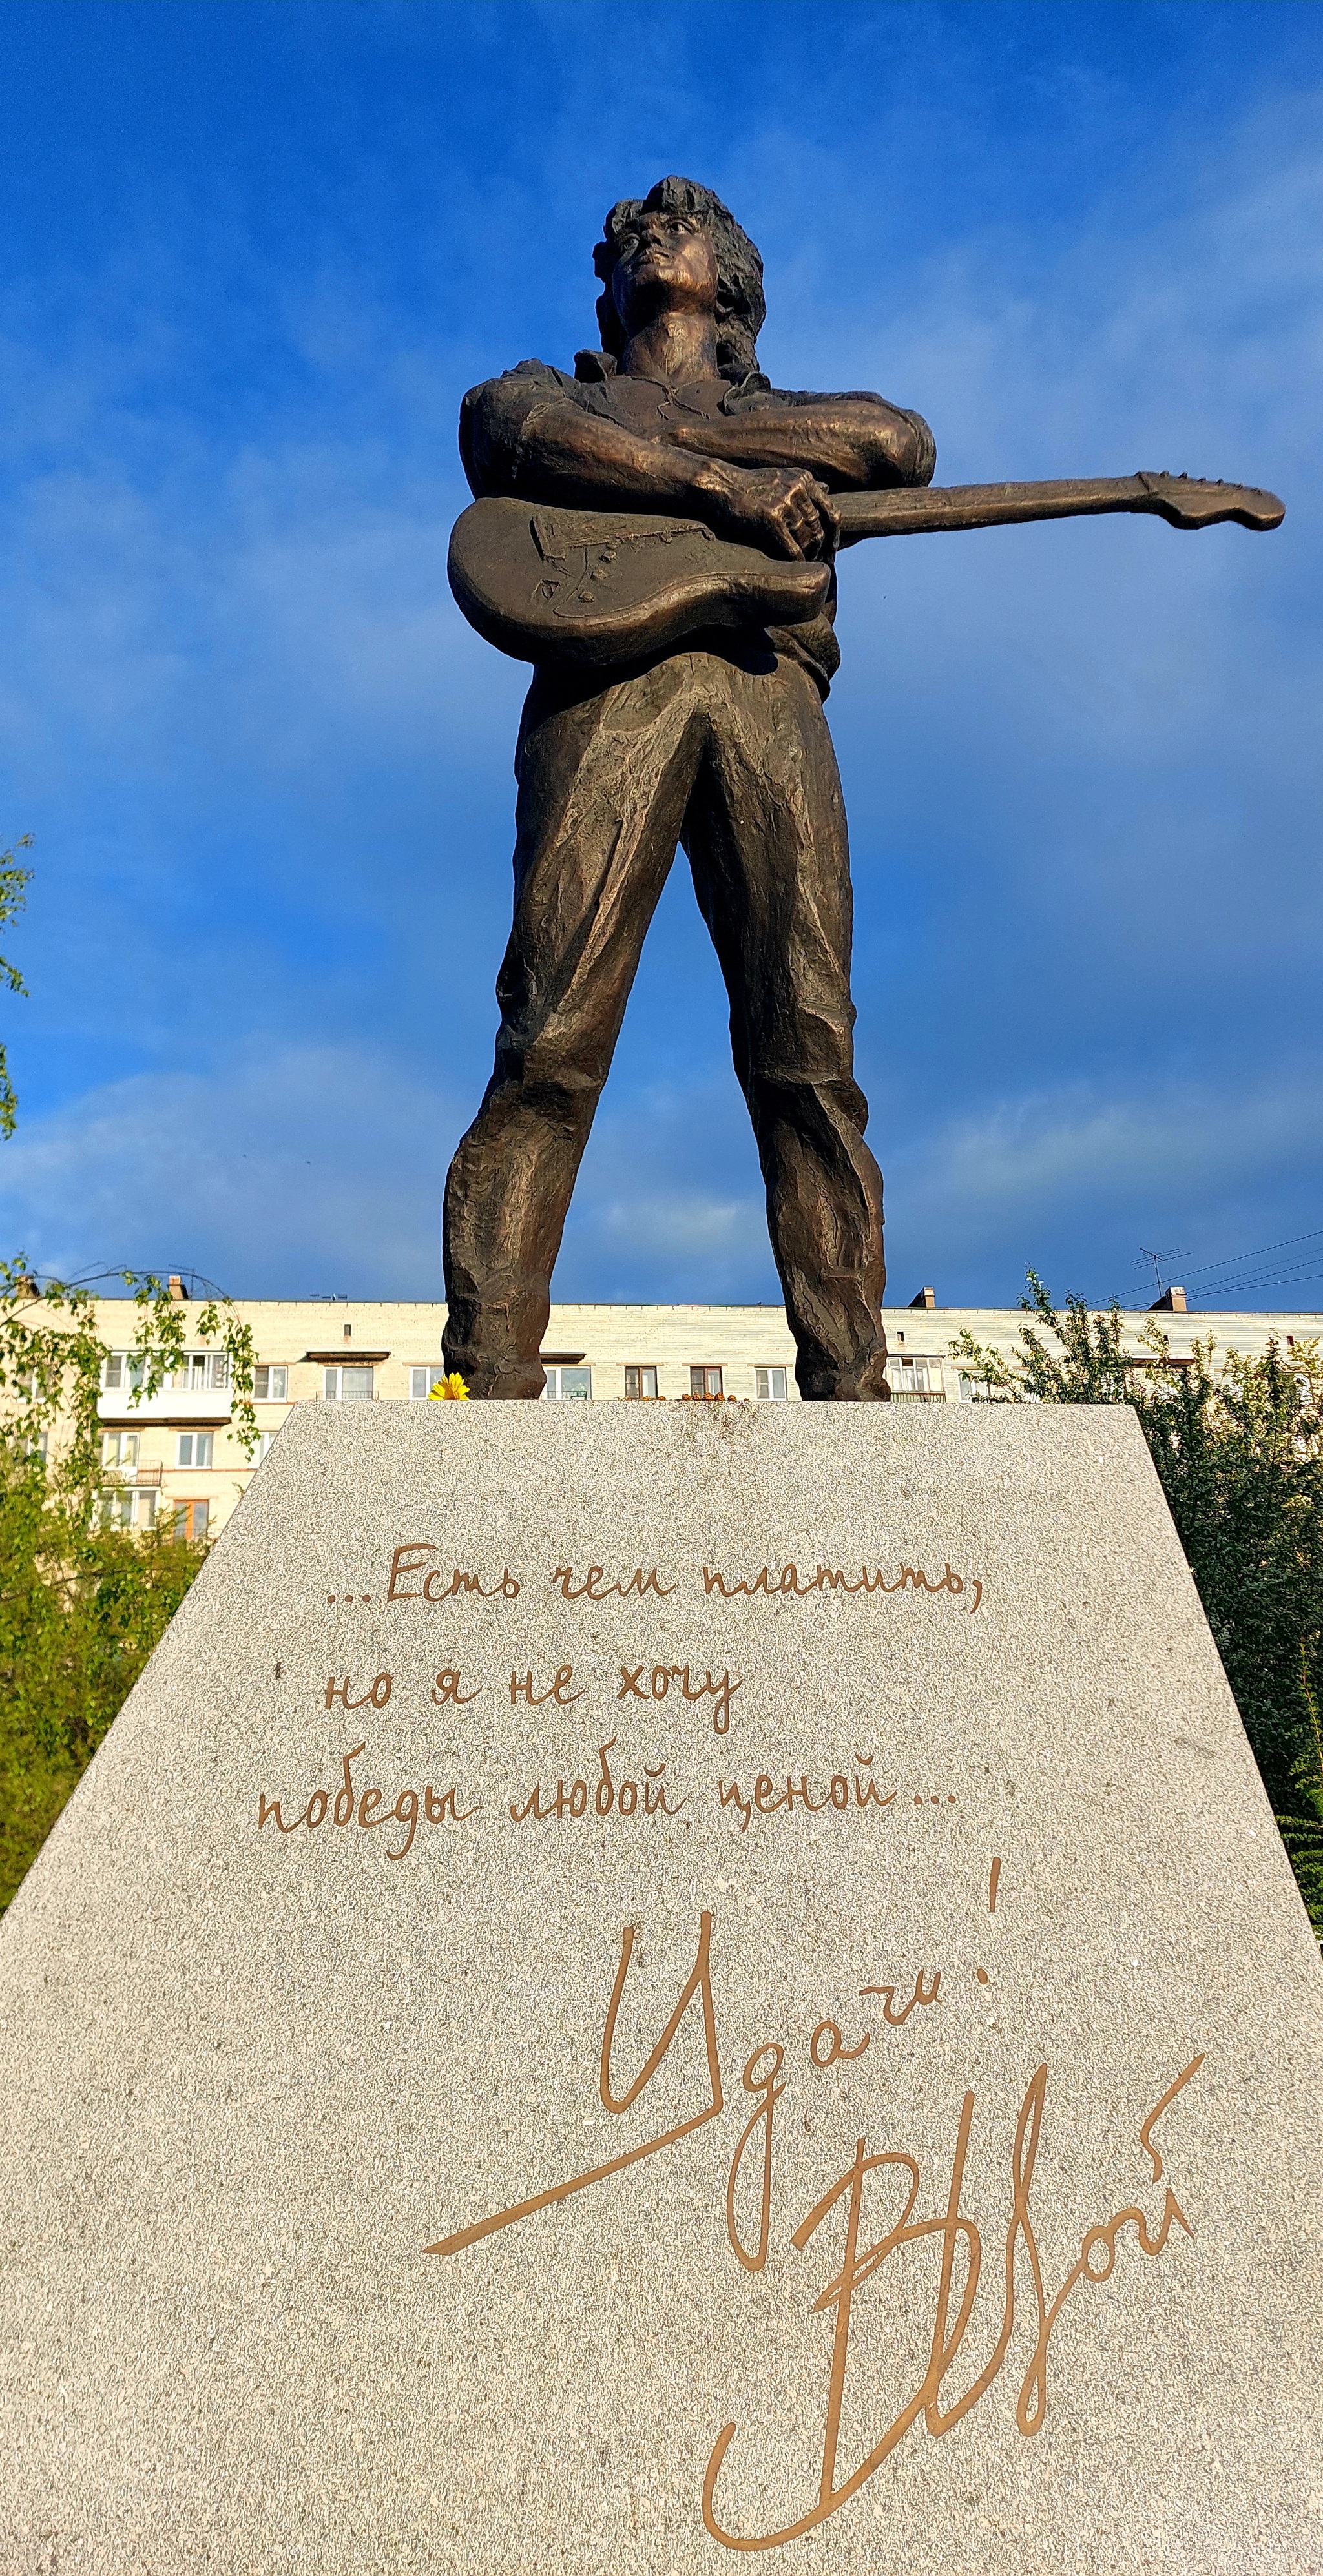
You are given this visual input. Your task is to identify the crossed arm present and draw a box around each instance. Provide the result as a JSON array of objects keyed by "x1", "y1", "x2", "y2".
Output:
[{"x1": 461, "y1": 375, "x2": 935, "y2": 560}]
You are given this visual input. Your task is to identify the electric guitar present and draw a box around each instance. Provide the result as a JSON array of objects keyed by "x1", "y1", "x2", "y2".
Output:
[{"x1": 448, "y1": 471, "x2": 1284, "y2": 672}]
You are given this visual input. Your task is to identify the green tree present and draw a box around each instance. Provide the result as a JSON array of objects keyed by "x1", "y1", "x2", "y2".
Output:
[
  {"x1": 0, "y1": 1458, "x2": 208, "y2": 1906},
  {"x1": 953, "y1": 1275, "x2": 1323, "y2": 1939},
  {"x1": 0, "y1": 845, "x2": 259, "y2": 1906},
  {"x1": 0, "y1": 1261, "x2": 260, "y2": 1908},
  {"x1": 0, "y1": 1261, "x2": 259, "y2": 1908}
]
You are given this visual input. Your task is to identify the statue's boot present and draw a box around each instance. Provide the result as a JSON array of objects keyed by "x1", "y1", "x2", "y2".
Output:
[
  {"x1": 443, "y1": 1348, "x2": 547, "y2": 1401},
  {"x1": 797, "y1": 1336, "x2": 892, "y2": 1402}
]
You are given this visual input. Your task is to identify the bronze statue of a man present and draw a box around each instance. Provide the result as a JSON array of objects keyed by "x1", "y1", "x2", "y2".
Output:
[{"x1": 442, "y1": 175, "x2": 933, "y2": 1400}]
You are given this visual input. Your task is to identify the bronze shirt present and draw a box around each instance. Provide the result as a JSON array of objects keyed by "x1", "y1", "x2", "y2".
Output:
[{"x1": 459, "y1": 358, "x2": 934, "y2": 698}]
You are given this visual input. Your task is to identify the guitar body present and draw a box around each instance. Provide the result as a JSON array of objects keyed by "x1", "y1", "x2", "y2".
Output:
[
  {"x1": 448, "y1": 498, "x2": 829, "y2": 670},
  {"x1": 449, "y1": 473, "x2": 1284, "y2": 672}
]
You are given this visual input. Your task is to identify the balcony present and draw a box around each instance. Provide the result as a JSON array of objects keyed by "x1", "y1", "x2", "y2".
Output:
[
  {"x1": 97, "y1": 1389, "x2": 232, "y2": 1426},
  {"x1": 100, "y1": 1462, "x2": 165, "y2": 1487}
]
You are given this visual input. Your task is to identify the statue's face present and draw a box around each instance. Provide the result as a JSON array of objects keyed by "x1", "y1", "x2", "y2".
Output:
[{"x1": 610, "y1": 205, "x2": 718, "y2": 336}]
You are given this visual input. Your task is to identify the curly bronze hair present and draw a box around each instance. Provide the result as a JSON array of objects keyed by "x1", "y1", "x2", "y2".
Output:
[{"x1": 593, "y1": 176, "x2": 766, "y2": 380}]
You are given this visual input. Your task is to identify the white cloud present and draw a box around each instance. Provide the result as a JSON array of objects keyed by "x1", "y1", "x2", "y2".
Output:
[
  {"x1": 1, "y1": 1042, "x2": 460, "y2": 1297},
  {"x1": 883, "y1": 1062, "x2": 1323, "y2": 1305}
]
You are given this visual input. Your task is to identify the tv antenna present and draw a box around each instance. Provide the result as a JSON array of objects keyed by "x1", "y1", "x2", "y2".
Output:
[{"x1": 1138, "y1": 1246, "x2": 1183, "y2": 1297}]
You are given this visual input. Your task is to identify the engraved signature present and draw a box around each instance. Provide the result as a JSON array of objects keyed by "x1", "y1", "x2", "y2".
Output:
[{"x1": 426, "y1": 1912, "x2": 1203, "y2": 2548}]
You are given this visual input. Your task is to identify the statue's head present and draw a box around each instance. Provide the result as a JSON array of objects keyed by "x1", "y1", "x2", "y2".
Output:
[{"x1": 593, "y1": 176, "x2": 765, "y2": 379}]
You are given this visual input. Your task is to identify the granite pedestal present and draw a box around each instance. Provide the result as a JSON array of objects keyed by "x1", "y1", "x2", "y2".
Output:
[{"x1": 2, "y1": 1402, "x2": 1320, "y2": 2573}]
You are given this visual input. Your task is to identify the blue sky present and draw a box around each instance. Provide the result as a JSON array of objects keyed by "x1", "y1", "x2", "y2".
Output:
[{"x1": 1, "y1": 0, "x2": 1319, "y2": 1312}]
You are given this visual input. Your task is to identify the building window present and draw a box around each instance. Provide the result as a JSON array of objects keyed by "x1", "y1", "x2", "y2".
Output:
[
  {"x1": 543, "y1": 1365, "x2": 592, "y2": 1401},
  {"x1": 102, "y1": 1352, "x2": 144, "y2": 1392},
  {"x1": 689, "y1": 1366, "x2": 724, "y2": 1398},
  {"x1": 253, "y1": 1365, "x2": 288, "y2": 1401},
  {"x1": 163, "y1": 1352, "x2": 229, "y2": 1392},
  {"x1": 176, "y1": 1432, "x2": 213, "y2": 1468},
  {"x1": 97, "y1": 1487, "x2": 156, "y2": 1530},
  {"x1": 255, "y1": 1430, "x2": 276, "y2": 1461},
  {"x1": 625, "y1": 1365, "x2": 659, "y2": 1399},
  {"x1": 173, "y1": 1500, "x2": 210, "y2": 1541},
  {"x1": 324, "y1": 1366, "x2": 375, "y2": 1401},
  {"x1": 104, "y1": 1349, "x2": 229, "y2": 1395},
  {"x1": 103, "y1": 1431, "x2": 140, "y2": 1468},
  {"x1": 410, "y1": 1366, "x2": 448, "y2": 1399},
  {"x1": 887, "y1": 1355, "x2": 944, "y2": 1400},
  {"x1": 755, "y1": 1366, "x2": 788, "y2": 1401},
  {"x1": 957, "y1": 1372, "x2": 995, "y2": 1404}
]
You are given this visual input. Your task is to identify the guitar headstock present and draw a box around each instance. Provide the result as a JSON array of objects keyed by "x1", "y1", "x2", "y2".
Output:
[{"x1": 1136, "y1": 471, "x2": 1285, "y2": 531}]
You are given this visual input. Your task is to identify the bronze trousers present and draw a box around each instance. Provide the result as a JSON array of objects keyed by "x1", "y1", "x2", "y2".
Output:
[{"x1": 442, "y1": 644, "x2": 889, "y2": 1400}]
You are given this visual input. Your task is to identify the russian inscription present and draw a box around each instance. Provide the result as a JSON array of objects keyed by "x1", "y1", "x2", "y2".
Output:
[
  {"x1": 379, "y1": 1543, "x2": 987, "y2": 1619},
  {"x1": 618, "y1": 1660, "x2": 741, "y2": 1732},
  {"x1": 718, "y1": 1755, "x2": 899, "y2": 1831},
  {"x1": 509, "y1": 1740, "x2": 684, "y2": 1823},
  {"x1": 703, "y1": 1558, "x2": 983, "y2": 1610},
  {"x1": 258, "y1": 1742, "x2": 480, "y2": 1856},
  {"x1": 387, "y1": 1545, "x2": 521, "y2": 1601}
]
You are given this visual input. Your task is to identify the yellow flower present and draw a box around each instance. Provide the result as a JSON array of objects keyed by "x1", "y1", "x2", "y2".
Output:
[{"x1": 428, "y1": 1371, "x2": 470, "y2": 1402}]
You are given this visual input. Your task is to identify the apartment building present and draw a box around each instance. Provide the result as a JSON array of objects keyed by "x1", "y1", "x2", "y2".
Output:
[{"x1": 92, "y1": 1286, "x2": 1322, "y2": 1545}]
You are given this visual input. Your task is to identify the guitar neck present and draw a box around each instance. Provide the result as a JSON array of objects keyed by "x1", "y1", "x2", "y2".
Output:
[{"x1": 835, "y1": 476, "x2": 1153, "y2": 546}]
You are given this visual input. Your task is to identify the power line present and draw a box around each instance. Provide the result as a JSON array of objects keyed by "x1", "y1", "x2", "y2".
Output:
[
  {"x1": 1089, "y1": 1222, "x2": 1323, "y2": 1311},
  {"x1": 1177, "y1": 1228, "x2": 1323, "y2": 1289}
]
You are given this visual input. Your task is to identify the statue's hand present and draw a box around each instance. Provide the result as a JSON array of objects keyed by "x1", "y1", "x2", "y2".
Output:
[{"x1": 710, "y1": 466, "x2": 840, "y2": 561}]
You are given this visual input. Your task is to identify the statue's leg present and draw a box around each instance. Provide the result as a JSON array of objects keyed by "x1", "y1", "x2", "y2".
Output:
[
  {"x1": 683, "y1": 651, "x2": 890, "y2": 1402},
  {"x1": 443, "y1": 660, "x2": 703, "y2": 1397}
]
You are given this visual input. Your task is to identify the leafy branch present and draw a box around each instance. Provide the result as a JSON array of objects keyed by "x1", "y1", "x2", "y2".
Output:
[
  {"x1": 951, "y1": 1272, "x2": 1323, "y2": 1942},
  {"x1": 123, "y1": 1273, "x2": 258, "y2": 1458},
  {"x1": 0, "y1": 842, "x2": 262, "y2": 1906},
  {"x1": 0, "y1": 1259, "x2": 258, "y2": 1515},
  {"x1": 0, "y1": 835, "x2": 34, "y2": 1138}
]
